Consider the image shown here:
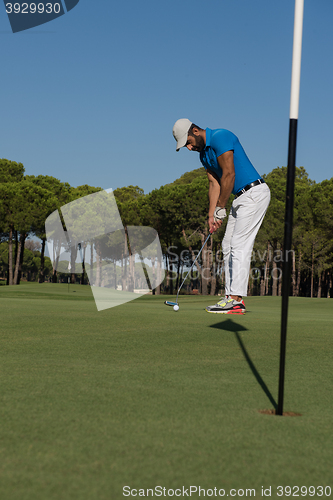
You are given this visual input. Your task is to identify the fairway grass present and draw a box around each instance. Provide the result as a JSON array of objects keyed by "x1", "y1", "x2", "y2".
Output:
[{"x1": 0, "y1": 284, "x2": 332, "y2": 499}]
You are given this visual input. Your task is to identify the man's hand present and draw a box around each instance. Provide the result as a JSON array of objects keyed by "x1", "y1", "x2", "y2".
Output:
[
  {"x1": 214, "y1": 207, "x2": 227, "y2": 220},
  {"x1": 208, "y1": 206, "x2": 227, "y2": 233},
  {"x1": 208, "y1": 215, "x2": 223, "y2": 233}
]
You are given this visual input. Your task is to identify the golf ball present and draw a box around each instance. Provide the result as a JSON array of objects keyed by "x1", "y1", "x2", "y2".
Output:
[{"x1": 173, "y1": 304, "x2": 179, "y2": 311}]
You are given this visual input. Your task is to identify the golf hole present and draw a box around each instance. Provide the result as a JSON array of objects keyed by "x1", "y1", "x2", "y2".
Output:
[{"x1": 258, "y1": 409, "x2": 302, "y2": 417}]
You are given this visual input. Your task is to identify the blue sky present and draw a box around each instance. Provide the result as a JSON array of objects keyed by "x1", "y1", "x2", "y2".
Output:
[{"x1": 1, "y1": 0, "x2": 332, "y2": 194}]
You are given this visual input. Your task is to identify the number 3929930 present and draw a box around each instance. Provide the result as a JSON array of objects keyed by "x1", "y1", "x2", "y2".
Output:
[{"x1": 5, "y1": 3, "x2": 61, "y2": 14}]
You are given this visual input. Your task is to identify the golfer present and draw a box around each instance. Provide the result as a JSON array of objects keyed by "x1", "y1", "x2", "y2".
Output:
[{"x1": 172, "y1": 119, "x2": 270, "y2": 314}]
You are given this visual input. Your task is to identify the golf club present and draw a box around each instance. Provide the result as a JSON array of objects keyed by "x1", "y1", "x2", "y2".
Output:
[{"x1": 164, "y1": 231, "x2": 212, "y2": 311}]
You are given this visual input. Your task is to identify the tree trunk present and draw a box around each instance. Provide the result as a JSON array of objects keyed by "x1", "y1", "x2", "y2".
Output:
[
  {"x1": 18, "y1": 233, "x2": 27, "y2": 284},
  {"x1": 39, "y1": 238, "x2": 46, "y2": 283},
  {"x1": 155, "y1": 256, "x2": 162, "y2": 295},
  {"x1": 265, "y1": 243, "x2": 270, "y2": 295},
  {"x1": 209, "y1": 236, "x2": 216, "y2": 295},
  {"x1": 210, "y1": 271, "x2": 216, "y2": 295},
  {"x1": 292, "y1": 250, "x2": 297, "y2": 296},
  {"x1": 201, "y1": 232, "x2": 211, "y2": 296},
  {"x1": 52, "y1": 239, "x2": 60, "y2": 283},
  {"x1": 122, "y1": 232, "x2": 128, "y2": 291},
  {"x1": 80, "y1": 244, "x2": 86, "y2": 285},
  {"x1": 311, "y1": 242, "x2": 314, "y2": 298},
  {"x1": 247, "y1": 265, "x2": 253, "y2": 297},
  {"x1": 8, "y1": 225, "x2": 14, "y2": 285},
  {"x1": 151, "y1": 258, "x2": 156, "y2": 295},
  {"x1": 14, "y1": 231, "x2": 18, "y2": 276},
  {"x1": 260, "y1": 273, "x2": 265, "y2": 296},
  {"x1": 296, "y1": 251, "x2": 302, "y2": 297},
  {"x1": 317, "y1": 271, "x2": 322, "y2": 298},
  {"x1": 90, "y1": 242, "x2": 94, "y2": 285},
  {"x1": 165, "y1": 253, "x2": 171, "y2": 294},
  {"x1": 14, "y1": 232, "x2": 27, "y2": 285},
  {"x1": 70, "y1": 244, "x2": 77, "y2": 284},
  {"x1": 121, "y1": 253, "x2": 125, "y2": 291},
  {"x1": 95, "y1": 240, "x2": 102, "y2": 287},
  {"x1": 13, "y1": 235, "x2": 22, "y2": 285},
  {"x1": 272, "y1": 260, "x2": 278, "y2": 296},
  {"x1": 175, "y1": 256, "x2": 181, "y2": 292},
  {"x1": 113, "y1": 261, "x2": 117, "y2": 289},
  {"x1": 125, "y1": 227, "x2": 134, "y2": 292},
  {"x1": 128, "y1": 252, "x2": 134, "y2": 292}
]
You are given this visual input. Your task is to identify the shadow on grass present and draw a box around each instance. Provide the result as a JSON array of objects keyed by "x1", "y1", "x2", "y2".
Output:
[{"x1": 210, "y1": 319, "x2": 277, "y2": 410}]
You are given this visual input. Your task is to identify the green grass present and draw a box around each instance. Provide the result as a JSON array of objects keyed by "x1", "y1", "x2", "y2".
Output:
[{"x1": 0, "y1": 283, "x2": 332, "y2": 499}]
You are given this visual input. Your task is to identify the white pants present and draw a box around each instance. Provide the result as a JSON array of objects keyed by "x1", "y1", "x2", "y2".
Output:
[{"x1": 222, "y1": 183, "x2": 270, "y2": 297}]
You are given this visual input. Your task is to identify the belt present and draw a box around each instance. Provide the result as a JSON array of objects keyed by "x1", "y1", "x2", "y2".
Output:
[{"x1": 234, "y1": 179, "x2": 265, "y2": 199}]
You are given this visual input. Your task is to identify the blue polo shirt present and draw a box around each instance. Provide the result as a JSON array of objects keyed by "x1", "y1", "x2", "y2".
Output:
[{"x1": 200, "y1": 128, "x2": 261, "y2": 194}]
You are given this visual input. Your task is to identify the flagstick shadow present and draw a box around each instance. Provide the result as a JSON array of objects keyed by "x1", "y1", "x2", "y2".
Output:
[{"x1": 210, "y1": 319, "x2": 277, "y2": 410}]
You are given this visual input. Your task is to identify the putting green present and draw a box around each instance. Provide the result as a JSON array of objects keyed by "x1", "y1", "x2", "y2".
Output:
[{"x1": 0, "y1": 284, "x2": 332, "y2": 499}]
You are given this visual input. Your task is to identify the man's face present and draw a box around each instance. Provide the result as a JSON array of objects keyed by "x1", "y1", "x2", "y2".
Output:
[{"x1": 186, "y1": 132, "x2": 205, "y2": 152}]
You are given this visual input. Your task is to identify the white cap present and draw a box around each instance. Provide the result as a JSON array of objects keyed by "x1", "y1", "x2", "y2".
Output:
[{"x1": 172, "y1": 118, "x2": 192, "y2": 151}]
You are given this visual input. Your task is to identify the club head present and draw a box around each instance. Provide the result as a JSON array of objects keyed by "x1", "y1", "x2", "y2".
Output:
[{"x1": 164, "y1": 301, "x2": 178, "y2": 307}]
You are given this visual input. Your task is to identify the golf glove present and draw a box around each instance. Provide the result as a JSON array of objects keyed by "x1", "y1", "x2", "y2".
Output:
[{"x1": 214, "y1": 207, "x2": 227, "y2": 221}]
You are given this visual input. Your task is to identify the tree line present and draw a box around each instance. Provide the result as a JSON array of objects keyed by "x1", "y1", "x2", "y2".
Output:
[
  {"x1": 0, "y1": 158, "x2": 332, "y2": 297},
  {"x1": 0, "y1": 159, "x2": 101, "y2": 285}
]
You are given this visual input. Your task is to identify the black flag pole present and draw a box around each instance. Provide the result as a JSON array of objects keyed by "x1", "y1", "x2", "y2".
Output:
[{"x1": 277, "y1": 0, "x2": 304, "y2": 416}]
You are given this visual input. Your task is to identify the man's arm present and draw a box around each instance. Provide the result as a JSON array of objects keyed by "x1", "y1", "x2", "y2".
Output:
[
  {"x1": 207, "y1": 150, "x2": 235, "y2": 232},
  {"x1": 217, "y1": 150, "x2": 235, "y2": 207},
  {"x1": 207, "y1": 169, "x2": 221, "y2": 232}
]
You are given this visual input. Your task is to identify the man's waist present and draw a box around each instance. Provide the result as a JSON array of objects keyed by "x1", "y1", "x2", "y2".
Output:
[{"x1": 234, "y1": 179, "x2": 265, "y2": 199}]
